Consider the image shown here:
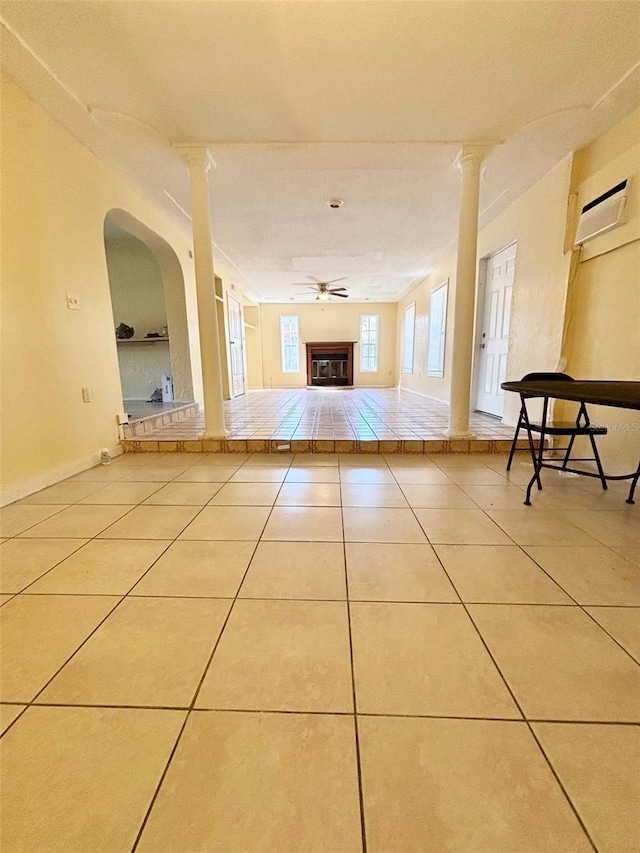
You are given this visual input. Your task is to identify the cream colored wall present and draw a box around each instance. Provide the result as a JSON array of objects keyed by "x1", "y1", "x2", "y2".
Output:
[
  {"x1": 0, "y1": 74, "x2": 202, "y2": 503},
  {"x1": 558, "y1": 109, "x2": 640, "y2": 474},
  {"x1": 244, "y1": 305, "x2": 263, "y2": 388},
  {"x1": 259, "y1": 302, "x2": 397, "y2": 388},
  {"x1": 396, "y1": 156, "x2": 574, "y2": 425},
  {"x1": 105, "y1": 237, "x2": 171, "y2": 399}
]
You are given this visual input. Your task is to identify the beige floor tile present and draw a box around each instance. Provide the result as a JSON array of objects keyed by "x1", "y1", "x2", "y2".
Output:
[
  {"x1": 359, "y1": 717, "x2": 593, "y2": 853},
  {"x1": 435, "y1": 545, "x2": 572, "y2": 604},
  {"x1": 385, "y1": 455, "x2": 436, "y2": 467},
  {"x1": 67, "y1": 465, "x2": 130, "y2": 483},
  {"x1": 0, "y1": 706, "x2": 184, "y2": 853},
  {"x1": 533, "y1": 722, "x2": 640, "y2": 853},
  {"x1": 79, "y1": 482, "x2": 163, "y2": 504},
  {"x1": 247, "y1": 453, "x2": 293, "y2": 466},
  {"x1": 469, "y1": 604, "x2": 640, "y2": 721},
  {"x1": 240, "y1": 541, "x2": 346, "y2": 599},
  {"x1": 524, "y1": 546, "x2": 640, "y2": 605},
  {"x1": 562, "y1": 510, "x2": 640, "y2": 547},
  {"x1": 339, "y1": 454, "x2": 387, "y2": 467},
  {"x1": 19, "y1": 504, "x2": 135, "y2": 539},
  {"x1": 230, "y1": 466, "x2": 290, "y2": 483},
  {"x1": 196, "y1": 600, "x2": 353, "y2": 712},
  {"x1": 459, "y1": 484, "x2": 530, "y2": 510},
  {"x1": 285, "y1": 466, "x2": 340, "y2": 483},
  {"x1": 346, "y1": 543, "x2": 457, "y2": 602},
  {"x1": 535, "y1": 485, "x2": 628, "y2": 511},
  {"x1": 132, "y1": 540, "x2": 255, "y2": 597},
  {"x1": 486, "y1": 510, "x2": 602, "y2": 546},
  {"x1": 200, "y1": 454, "x2": 250, "y2": 466},
  {"x1": 21, "y1": 481, "x2": 104, "y2": 504},
  {"x1": 26, "y1": 539, "x2": 171, "y2": 595},
  {"x1": 343, "y1": 507, "x2": 426, "y2": 543},
  {"x1": 209, "y1": 482, "x2": 281, "y2": 506},
  {"x1": 350, "y1": 602, "x2": 517, "y2": 717},
  {"x1": 263, "y1": 506, "x2": 343, "y2": 542},
  {"x1": 0, "y1": 704, "x2": 26, "y2": 735},
  {"x1": 432, "y1": 454, "x2": 496, "y2": 468},
  {"x1": 40, "y1": 597, "x2": 231, "y2": 707},
  {"x1": 414, "y1": 509, "x2": 511, "y2": 545},
  {"x1": 175, "y1": 465, "x2": 240, "y2": 482},
  {"x1": 98, "y1": 505, "x2": 199, "y2": 539},
  {"x1": 585, "y1": 607, "x2": 640, "y2": 662},
  {"x1": 340, "y1": 467, "x2": 396, "y2": 484},
  {"x1": 341, "y1": 483, "x2": 408, "y2": 507},
  {"x1": 392, "y1": 467, "x2": 453, "y2": 485},
  {"x1": 136, "y1": 711, "x2": 362, "y2": 853},
  {"x1": 400, "y1": 483, "x2": 476, "y2": 509},
  {"x1": 276, "y1": 482, "x2": 341, "y2": 506},
  {"x1": 115, "y1": 465, "x2": 189, "y2": 481},
  {"x1": 142, "y1": 482, "x2": 223, "y2": 505},
  {"x1": 0, "y1": 538, "x2": 87, "y2": 592},
  {"x1": 0, "y1": 594, "x2": 118, "y2": 702},
  {"x1": 0, "y1": 504, "x2": 68, "y2": 537},
  {"x1": 0, "y1": 594, "x2": 14, "y2": 605},
  {"x1": 444, "y1": 468, "x2": 509, "y2": 486},
  {"x1": 292, "y1": 453, "x2": 339, "y2": 466},
  {"x1": 180, "y1": 506, "x2": 270, "y2": 540},
  {"x1": 611, "y1": 546, "x2": 640, "y2": 567}
]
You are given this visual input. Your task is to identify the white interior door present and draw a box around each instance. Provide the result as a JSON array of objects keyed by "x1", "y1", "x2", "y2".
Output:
[
  {"x1": 227, "y1": 295, "x2": 245, "y2": 397},
  {"x1": 475, "y1": 243, "x2": 516, "y2": 417}
]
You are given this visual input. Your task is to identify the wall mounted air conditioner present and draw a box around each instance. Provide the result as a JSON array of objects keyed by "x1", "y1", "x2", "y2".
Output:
[{"x1": 575, "y1": 179, "x2": 628, "y2": 245}]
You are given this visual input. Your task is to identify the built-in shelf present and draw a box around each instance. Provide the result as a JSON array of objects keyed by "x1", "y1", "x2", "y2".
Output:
[{"x1": 116, "y1": 337, "x2": 170, "y2": 344}]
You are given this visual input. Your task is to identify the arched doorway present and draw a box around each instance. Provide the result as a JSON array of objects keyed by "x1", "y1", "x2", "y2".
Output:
[{"x1": 103, "y1": 210, "x2": 195, "y2": 418}]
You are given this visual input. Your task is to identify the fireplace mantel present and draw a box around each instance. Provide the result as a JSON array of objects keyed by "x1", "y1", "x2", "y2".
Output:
[{"x1": 305, "y1": 341, "x2": 355, "y2": 387}]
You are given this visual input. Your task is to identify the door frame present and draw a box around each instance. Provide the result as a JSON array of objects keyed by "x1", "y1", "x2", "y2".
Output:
[{"x1": 471, "y1": 240, "x2": 516, "y2": 420}]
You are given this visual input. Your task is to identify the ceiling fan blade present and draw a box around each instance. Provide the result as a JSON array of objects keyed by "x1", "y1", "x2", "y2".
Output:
[
  {"x1": 324, "y1": 277, "x2": 348, "y2": 285},
  {"x1": 332, "y1": 292, "x2": 349, "y2": 298},
  {"x1": 328, "y1": 287, "x2": 347, "y2": 292},
  {"x1": 290, "y1": 282, "x2": 316, "y2": 287}
]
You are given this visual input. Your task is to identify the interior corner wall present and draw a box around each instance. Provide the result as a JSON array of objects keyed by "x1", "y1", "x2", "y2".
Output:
[
  {"x1": 396, "y1": 156, "x2": 573, "y2": 425},
  {"x1": 244, "y1": 305, "x2": 264, "y2": 388},
  {"x1": 258, "y1": 302, "x2": 398, "y2": 388},
  {"x1": 0, "y1": 73, "x2": 201, "y2": 504},
  {"x1": 559, "y1": 108, "x2": 640, "y2": 474}
]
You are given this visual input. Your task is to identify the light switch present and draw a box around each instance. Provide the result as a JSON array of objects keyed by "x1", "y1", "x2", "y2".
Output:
[
  {"x1": 82, "y1": 387, "x2": 92, "y2": 403},
  {"x1": 66, "y1": 292, "x2": 80, "y2": 310}
]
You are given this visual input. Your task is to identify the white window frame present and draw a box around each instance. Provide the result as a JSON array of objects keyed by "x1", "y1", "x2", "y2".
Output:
[
  {"x1": 427, "y1": 280, "x2": 448, "y2": 378},
  {"x1": 402, "y1": 303, "x2": 416, "y2": 374},
  {"x1": 280, "y1": 315, "x2": 300, "y2": 373},
  {"x1": 359, "y1": 313, "x2": 379, "y2": 373}
]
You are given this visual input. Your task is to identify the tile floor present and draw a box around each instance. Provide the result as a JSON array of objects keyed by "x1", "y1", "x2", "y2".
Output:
[
  {"x1": 134, "y1": 387, "x2": 516, "y2": 441},
  {"x1": 1, "y1": 451, "x2": 638, "y2": 852}
]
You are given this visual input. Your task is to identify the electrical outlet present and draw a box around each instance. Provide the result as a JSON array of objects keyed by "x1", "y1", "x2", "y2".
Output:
[
  {"x1": 66, "y1": 292, "x2": 80, "y2": 310},
  {"x1": 82, "y1": 387, "x2": 92, "y2": 403}
]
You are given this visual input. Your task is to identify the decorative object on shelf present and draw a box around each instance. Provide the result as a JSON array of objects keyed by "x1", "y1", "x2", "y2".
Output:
[
  {"x1": 115, "y1": 322, "x2": 135, "y2": 339},
  {"x1": 145, "y1": 332, "x2": 161, "y2": 338},
  {"x1": 148, "y1": 388, "x2": 163, "y2": 402}
]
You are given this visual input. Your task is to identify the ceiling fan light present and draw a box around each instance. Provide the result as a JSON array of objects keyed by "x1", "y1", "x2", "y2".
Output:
[{"x1": 318, "y1": 290, "x2": 330, "y2": 301}]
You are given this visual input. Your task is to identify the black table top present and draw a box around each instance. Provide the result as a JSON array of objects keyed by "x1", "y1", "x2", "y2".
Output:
[{"x1": 501, "y1": 380, "x2": 640, "y2": 411}]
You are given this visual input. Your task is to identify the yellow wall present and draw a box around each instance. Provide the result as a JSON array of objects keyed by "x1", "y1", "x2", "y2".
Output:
[
  {"x1": 0, "y1": 74, "x2": 201, "y2": 503},
  {"x1": 396, "y1": 156, "x2": 574, "y2": 425},
  {"x1": 244, "y1": 305, "x2": 263, "y2": 388},
  {"x1": 259, "y1": 302, "x2": 398, "y2": 388},
  {"x1": 559, "y1": 109, "x2": 640, "y2": 473}
]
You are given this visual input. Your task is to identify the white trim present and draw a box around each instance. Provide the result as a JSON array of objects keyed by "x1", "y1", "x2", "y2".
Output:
[
  {"x1": 0, "y1": 443, "x2": 123, "y2": 507},
  {"x1": 398, "y1": 386, "x2": 450, "y2": 405}
]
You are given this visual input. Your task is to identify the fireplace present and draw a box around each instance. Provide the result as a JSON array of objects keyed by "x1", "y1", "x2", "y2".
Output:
[{"x1": 305, "y1": 342, "x2": 355, "y2": 387}]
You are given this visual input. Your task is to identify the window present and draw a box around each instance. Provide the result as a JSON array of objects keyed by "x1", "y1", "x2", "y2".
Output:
[
  {"x1": 359, "y1": 314, "x2": 379, "y2": 372},
  {"x1": 402, "y1": 303, "x2": 416, "y2": 373},
  {"x1": 427, "y1": 280, "x2": 448, "y2": 377},
  {"x1": 280, "y1": 315, "x2": 300, "y2": 373}
]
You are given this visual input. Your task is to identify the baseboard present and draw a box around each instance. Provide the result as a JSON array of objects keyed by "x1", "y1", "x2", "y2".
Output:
[
  {"x1": 1, "y1": 442, "x2": 123, "y2": 507},
  {"x1": 399, "y1": 386, "x2": 449, "y2": 404}
]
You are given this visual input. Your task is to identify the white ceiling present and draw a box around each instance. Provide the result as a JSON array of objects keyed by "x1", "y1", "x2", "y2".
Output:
[{"x1": 2, "y1": 1, "x2": 639, "y2": 302}]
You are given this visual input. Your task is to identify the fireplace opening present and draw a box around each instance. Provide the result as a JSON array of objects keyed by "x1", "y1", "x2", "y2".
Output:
[{"x1": 305, "y1": 342, "x2": 355, "y2": 387}]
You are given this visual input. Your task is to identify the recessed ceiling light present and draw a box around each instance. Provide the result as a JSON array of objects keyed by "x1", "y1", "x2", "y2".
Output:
[{"x1": 327, "y1": 198, "x2": 343, "y2": 209}]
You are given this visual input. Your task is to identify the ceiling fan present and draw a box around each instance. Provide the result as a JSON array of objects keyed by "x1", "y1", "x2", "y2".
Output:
[{"x1": 291, "y1": 276, "x2": 349, "y2": 301}]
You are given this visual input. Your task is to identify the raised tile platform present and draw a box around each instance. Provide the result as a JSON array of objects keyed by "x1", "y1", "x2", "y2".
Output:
[{"x1": 122, "y1": 389, "x2": 521, "y2": 454}]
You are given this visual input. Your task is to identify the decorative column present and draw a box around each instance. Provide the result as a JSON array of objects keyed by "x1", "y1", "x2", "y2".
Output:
[
  {"x1": 446, "y1": 146, "x2": 489, "y2": 439},
  {"x1": 176, "y1": 146, "x2": 226, "y2": 438}
]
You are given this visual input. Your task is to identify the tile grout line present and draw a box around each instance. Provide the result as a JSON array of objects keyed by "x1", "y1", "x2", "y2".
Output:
[
  {"x1": 388, "y1": 459, "x2": 602, "y2": 853},
  {"x1": 338, "y1": 457, "x2": 369, "y2": 853},
  {"x1": 130, "y1": 455, "x2": 293, "y2": 852}
]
